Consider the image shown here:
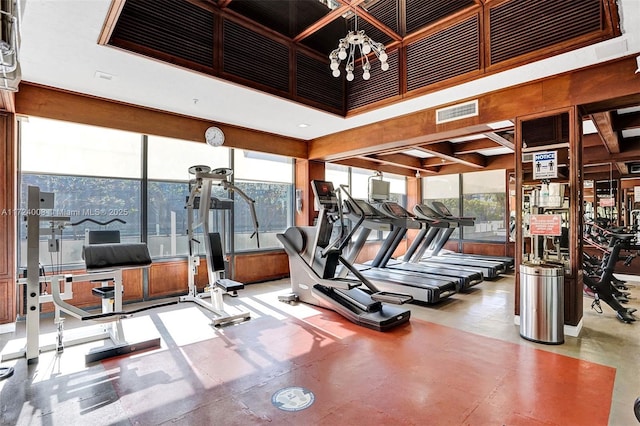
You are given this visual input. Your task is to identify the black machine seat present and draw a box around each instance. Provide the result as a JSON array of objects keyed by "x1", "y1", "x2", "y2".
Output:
[
  {"x1": 215, "y1": 278, "x2": 244, "y2": 292},
  {"x1": 83, "y1": 243, "x2": 152, "y2": 270}
]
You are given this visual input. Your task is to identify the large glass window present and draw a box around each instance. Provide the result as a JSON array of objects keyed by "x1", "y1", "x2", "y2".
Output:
[
  {"x1": 19, "y1": 117, "x2": 142, "y2": 267},
  {"x1": 325, "y1": 163, "x2": 349, "y2": 192},
  {"x1": 423, "y1": 174, "x2": 460, "y2": 240},
  {"x1": 147, "y1": 136, "x2": 229, "y2": 258},
  {"x1": 233, "y1": 150, "x2": 294, "y2": 251},
  {"x1": 462, "y1": 170, "x2": 507, "y2": 242},
  {"x1": 18, "y1": 117, "x2": 296, "y2": 270}
]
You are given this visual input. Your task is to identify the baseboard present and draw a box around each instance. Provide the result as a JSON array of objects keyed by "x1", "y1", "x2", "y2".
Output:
[{"x1": 513, "y1": 315, "x2": 582, "y2": 338}]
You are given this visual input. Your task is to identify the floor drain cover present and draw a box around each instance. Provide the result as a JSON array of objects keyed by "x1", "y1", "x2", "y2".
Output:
[{"x1": 271, "y1": 386, "x2": 315, "y2": 412}]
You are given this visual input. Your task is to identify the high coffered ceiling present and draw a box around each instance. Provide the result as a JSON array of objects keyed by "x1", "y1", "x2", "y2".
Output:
[{"x1": 16, "y1": 0, "x2": 640, "y2": 177}]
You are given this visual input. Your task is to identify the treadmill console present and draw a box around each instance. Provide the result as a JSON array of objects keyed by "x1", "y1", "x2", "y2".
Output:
[
  {"x1": 352, "y1": 199, "x2": 382, "y2": 217},
  {"x1": 380, "y1": 202, "x2": 412, "y2": 218},
  {"x1": 430, "y1": 201, "x2": 452, "y2": 217}
]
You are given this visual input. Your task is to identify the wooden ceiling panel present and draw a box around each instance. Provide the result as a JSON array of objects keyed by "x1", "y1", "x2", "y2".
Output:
[{"x1": 108, "y1": 0, "x2": 621, "y2": 115}]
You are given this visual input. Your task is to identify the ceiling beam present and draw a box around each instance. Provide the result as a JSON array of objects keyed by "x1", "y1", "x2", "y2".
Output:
[
  {"x1": 333, "y1": 157, "x2": 421, "y2": 177},
  {"x1": 292, "y1": 5, "x2": 351, "y2": 42},
  {"x1": 616, "y1": 162, "x2": 629, "y2": 175},
  {"x1": 364, "y1": 152, "x2": 436, "y2": 173},
  {"x1": 590, "y1": 111, "x2": 620, "y2": 154},
  {"x1": 453, "y1": 138, "x2": 504, "y2": 153},
  {"x1": 484, "y1": 132, "x2": 515, "y2": 150},
  {"x1": 416, "y1": 141, "x2": 486, "y2": 168},
  {"x1": 217, "y1": 0, "x2": 233, "y2": 8},
  {"x1": 348, "y1": 6, "x2": 403, "y2": 42},
  {"x1": 584, "y1": 144, "x2": 640, "y2": 164}
]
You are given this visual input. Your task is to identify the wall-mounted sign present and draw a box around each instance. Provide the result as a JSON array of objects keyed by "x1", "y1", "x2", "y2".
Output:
[
  {"x1": 533, "y1": 151, "x2": 558, "y2": 180},
  {"x1": 599, "y1": 196, "x2": 615, "y2": 207},
  {"x1": 529, "y1": 214, "x2": 562, "y2": 236}
]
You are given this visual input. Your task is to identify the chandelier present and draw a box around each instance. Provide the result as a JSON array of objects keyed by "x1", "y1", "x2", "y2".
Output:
[{"x1": 329, "y1": 17, "x2": 388, "y2": 81}]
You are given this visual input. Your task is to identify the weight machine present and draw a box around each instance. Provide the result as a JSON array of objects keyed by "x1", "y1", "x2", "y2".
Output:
[
  {"x1": 1, "y1": 185, "x2": 171, "y2": 364},
  {"x1": 180, "y1": 165, "x2": 259, "y2": 326}
]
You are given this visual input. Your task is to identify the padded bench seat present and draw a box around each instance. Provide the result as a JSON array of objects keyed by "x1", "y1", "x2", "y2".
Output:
[{"x1": 83, "y1": 243, "x2": 152, "y2": 270}]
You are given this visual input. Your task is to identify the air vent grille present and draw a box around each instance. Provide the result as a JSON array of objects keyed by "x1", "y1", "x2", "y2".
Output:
[
  {"x1": 223, "y1": 20, "x2": 289, "y2": 93},
  {"x1": 406, "y1": 0, "x2": 475, "y2": 34},
  {"x1": 436, "y1": 100, "x2": 478, "y2": 124}
]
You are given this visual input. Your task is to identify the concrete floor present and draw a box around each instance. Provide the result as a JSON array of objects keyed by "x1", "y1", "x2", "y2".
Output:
[{"x1": 0, "y1": 272, "x2": 638, "y2": 425}]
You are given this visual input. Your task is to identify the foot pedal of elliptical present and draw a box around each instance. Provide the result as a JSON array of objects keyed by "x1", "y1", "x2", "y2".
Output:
[{"x1": 371, "y1": 291, "x2": 413, "y2": 305}]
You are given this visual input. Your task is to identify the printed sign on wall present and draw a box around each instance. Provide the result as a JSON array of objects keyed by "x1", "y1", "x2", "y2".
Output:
[
  {"x1": 533, "y1": 151, "x2": 558, "y2": 180},
  {"x1": 529, "y1": 214, "x2": 562, "y2": 236}
]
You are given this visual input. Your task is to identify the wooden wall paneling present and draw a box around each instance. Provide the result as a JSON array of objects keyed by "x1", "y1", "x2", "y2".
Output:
[
  {"x1": 234, "y1": 251, "x2": 289, "y2": 283},
  {"x1": 462, "y1": 241, "x2": 507, "y2": 257},
  {"x1": 294, "y1": 159, "x2": 325, "y2": 226},
  {"x1": 0, "y1": 112, "x2": 15, "y2": 325},
  {"x1": 149, "y1": 260, "x2": 189, "y2": 299},
  {"x1": 0, "y1": 279, "x2": 12, "y2": 324},
  {"x1": 15, "y1": 84, "x2": 308, "y2": 159}
]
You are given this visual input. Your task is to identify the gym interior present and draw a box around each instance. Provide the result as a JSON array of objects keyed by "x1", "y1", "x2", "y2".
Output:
[{"x1": 0, "y1": 1, "x2": 640, "y2": 425}]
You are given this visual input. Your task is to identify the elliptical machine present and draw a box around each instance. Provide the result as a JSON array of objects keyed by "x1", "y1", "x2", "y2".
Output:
[{"x1": 278, "y1": 180, "x2": 412, "y2": 331}]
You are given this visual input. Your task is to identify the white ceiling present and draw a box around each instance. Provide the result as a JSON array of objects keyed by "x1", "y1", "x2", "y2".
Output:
[{"x1": 18, "y1": 0, "x2": 640, "y2": 141}]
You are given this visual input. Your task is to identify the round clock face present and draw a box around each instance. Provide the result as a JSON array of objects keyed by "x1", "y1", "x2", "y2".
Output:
[{"x1": 205, "y1": 126, "x2": 225, "y2": 147}]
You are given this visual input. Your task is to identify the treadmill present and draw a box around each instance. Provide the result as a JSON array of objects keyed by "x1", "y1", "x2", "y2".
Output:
[
  {"x1": 339, "y1": 195, "x2": 459, "y2": 304},
  {"x1": 408, "y1": 203, "x2": 505, "y2": 278},
  {"x1": 420, "y1": 201, "x2": 514, "y2": 271}
]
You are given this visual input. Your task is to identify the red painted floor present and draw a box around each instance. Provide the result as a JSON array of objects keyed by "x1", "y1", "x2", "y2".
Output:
[{"x1": 102, "y1": 308, "x2": 616, "y2": 425}]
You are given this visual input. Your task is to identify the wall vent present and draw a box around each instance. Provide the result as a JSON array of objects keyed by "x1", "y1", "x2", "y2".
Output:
[
  {"x1": 522, "y1": 153, "x2": 534, "y2": 163},
  {"x1": 630, "y1": 164, "x2": 640, "y2": 174},
  {"x1": 436, "y1": 100, "x2": 478, "y2": 124}
]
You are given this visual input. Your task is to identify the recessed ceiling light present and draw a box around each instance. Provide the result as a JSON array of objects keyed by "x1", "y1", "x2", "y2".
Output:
[
  {"x1": 94, "y1": 70, "x2": 114, "y2": 81},
  {"x1": 298, "y1": 123, "x2": 310, "y2": 128}
]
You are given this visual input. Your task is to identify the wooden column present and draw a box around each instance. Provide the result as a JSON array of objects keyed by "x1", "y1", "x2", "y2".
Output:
[
  {"x1": 0, "y1": 113, "x2": 16, "y2": 327},
  {"x1": 294, "y1": 159, "x2": 325, "y2": 226}
]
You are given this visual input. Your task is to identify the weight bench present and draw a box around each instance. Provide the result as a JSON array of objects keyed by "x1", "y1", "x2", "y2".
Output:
[{"x1": 51, "y1": 242, "x2": 172, "y2": 363}]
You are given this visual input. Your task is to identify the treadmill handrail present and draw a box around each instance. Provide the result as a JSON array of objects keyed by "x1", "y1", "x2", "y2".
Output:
[{"x1": 338, "y1": 184, "x2": 367, "y2": 251}]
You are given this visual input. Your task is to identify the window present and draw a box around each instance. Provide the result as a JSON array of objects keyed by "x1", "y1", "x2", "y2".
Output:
[
  {"x1": 232, "y1": 150, "x2": 294, "y2": 251},
  {"x1": 147, "y1": 136, "x2": 229, "y2": 257},
  {"x1": 325, "y1": 163, "x2": 349, "y2": 192},
  {"x1": 462, "y1": 170, "x2": 506, "y2": 242},
  {"x1": 19, "y1": 117, "x2": 142, "y2": 267},
  {"x1": 18, "y1": 117, "x2": 296, "y2": 270},
  {"x1": 423, "y1": 174, "x2": 460, "y2": 239}
]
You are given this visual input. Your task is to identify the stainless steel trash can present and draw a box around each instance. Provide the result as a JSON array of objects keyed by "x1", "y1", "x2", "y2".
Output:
[{"x1": 519, "y1": 262, "x2": 564, "y2": 344}]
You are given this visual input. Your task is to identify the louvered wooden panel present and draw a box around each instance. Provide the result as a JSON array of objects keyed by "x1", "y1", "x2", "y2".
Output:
[
  {"x1": 490, "y1": 0, "x2": 602, "y2": 65},
  {"x1": 359, "y1": 0, "x2": 400, "y2": 35},
  {"x1": 406, "y1": 0, "x2": 475, "y2": 34},
  {"x1": 348, "y1": 16, "x2": 394, "y2": 45},
  {"x1": 111, "y1": 0, "x2": 214, "y2": 68},
  {"x1": 347, "y1": 50, "x2": 399, "y2": 110},
  {"x1": 406, "y1": 16, "x2": 479, "y2": 92},
  {"x1": 296, "y1": 52, "x2": 344, "y2": 111},
  {"x1": 223, "y1": 20, "x2": 290, "y2": 93}
]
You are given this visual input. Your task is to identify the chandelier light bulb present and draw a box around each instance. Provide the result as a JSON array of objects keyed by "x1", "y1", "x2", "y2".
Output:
[
  {"x1": 381, "y1": 62, "x2": 389, "y2": 71},
  {"x1": 346, "y1": 71, "x2": 354, "y2": 81},
  {"x1": 379, "y1": 51, "x2": 388, "y2": 62},
  {"x1": 338, "y1": 49, "x2": 347, "y2": 60},
  {"x1": 362, "y1": 43, "x2": 371, "y2": 55},
  {"x1": 332, "y1": 68, "x2": 340, "y2": 77},
  {"x1": 363, "y1": 71, "x2": 370, "y2": 80},
  {"x1": 330, "y1": 61, "x2": 339, "y2": 70}
]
